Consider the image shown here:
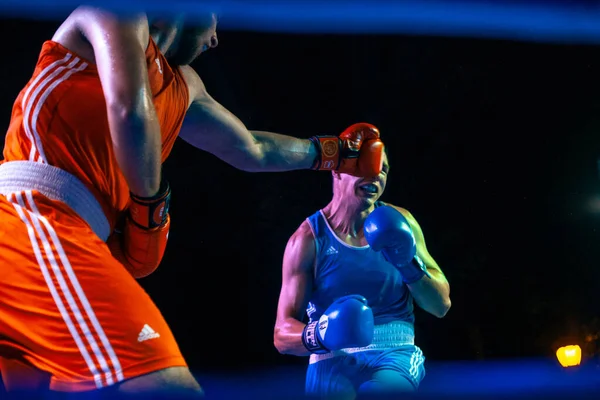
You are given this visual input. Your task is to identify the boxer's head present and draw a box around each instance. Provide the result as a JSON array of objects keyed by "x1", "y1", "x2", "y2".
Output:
[
  {"x1": 150, "y1": 12, "x2": 219, "y2": 66},
  {"x1": 332, "y1": 150, "x2": 389, "y2": 209}
]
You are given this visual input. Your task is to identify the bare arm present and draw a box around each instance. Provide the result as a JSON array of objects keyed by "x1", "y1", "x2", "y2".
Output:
[
  {"x1": 178, "y1": 66, "x2": 317, "y2": 172},
  {"x1": 77, "y1": 7, "x2": 161, "y2": 197},
  {"x1": 394, "y1": 206, "x2": 452, "y2": 318},
  {"x1": 273, "y1": 221, "x2": 316, "y2": 356}
]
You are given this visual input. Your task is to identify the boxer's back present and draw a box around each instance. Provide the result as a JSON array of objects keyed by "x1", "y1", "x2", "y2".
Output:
[{"x1": 2, "y1": 20, "x2": 189, "y2": 230}]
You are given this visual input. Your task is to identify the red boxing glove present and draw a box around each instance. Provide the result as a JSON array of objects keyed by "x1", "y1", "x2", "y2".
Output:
[
  {"x1": 108, "y1": 181, "x2": 171, "y2": 279},
  {"x1": 310, "y1": 122, "x2": 385, "y2": 178}
]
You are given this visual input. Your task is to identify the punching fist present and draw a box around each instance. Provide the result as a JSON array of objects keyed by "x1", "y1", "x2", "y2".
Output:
[
  {"x1": 310, "y1": 122, "x2": 384, "y2": 178},
  {"x1": 302, "y1": 295, "x2": 374, "y2": 354},
  {"x1": 108, "y1": 180, "x2": 171, "y2": 279},
  {"x1": 365, "y1": 205, "x2": 429, "y2": 284}
]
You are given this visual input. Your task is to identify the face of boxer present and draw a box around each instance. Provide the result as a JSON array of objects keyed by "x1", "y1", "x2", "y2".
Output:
[
  {"x1": 333, "y1": 153, "x2": 389, "y2": 208},
  {"x1": 156, "y1": 13, "x2": 219, "y2": 66}
]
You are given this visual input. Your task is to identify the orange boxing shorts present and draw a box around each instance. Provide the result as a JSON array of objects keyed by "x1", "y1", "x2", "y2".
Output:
[{"x1": 0, "y1": 161, "x2": 187, "y2": 392}]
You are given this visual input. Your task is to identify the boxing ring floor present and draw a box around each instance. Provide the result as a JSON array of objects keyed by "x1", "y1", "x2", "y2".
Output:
[
  {"x1": 192, "y1": 358, "x2": 600, "y2": 399},
  {"x1": 1, "y1": 358, "x2": 600, "y2": 399}
]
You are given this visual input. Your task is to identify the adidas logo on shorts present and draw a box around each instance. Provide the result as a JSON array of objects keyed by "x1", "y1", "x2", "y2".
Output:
[{"x1": 138, "y1": 324, "x2": 160, "y2": 342}]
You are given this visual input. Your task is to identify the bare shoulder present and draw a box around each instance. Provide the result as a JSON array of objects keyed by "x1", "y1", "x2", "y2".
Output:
[
  {"x1": 288, "y1": 220, "x2": 315, "y2": 246},
  {"x1": 67, "y1": 6, "x2": 148, "y2": 28},
  {"x1": 179, "y1": 65, "x2": 210, "y2": 105},
  {"x1": 51, "y1": 7, "x2": 149, "y2": 65},
  {"x1": 51, "y1": 8, "x2": 89, "y2": 57},
  {"x1": 178, "y1": 65, "x2": 206, "y2": 107},
  {"x1": 283, "y1": 219, "x2": 317, "y2": 273},
  {"x1": 285, "y1": 219, "x2": 316, "y2": 255}
]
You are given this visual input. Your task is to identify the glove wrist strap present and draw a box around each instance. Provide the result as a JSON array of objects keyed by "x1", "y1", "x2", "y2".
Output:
[
  {"x1": 302, "y1": 321, "x2": 329, "y2": 354},
  {"x1": 129, "y1": 180, "x2": 171, "y2": 229},
  {"x1": 398, "y1": 255, "x2": 432, "y2": 285},
  {"x1": 309, "y1": 136, "x2": 341, "y2": 171}
]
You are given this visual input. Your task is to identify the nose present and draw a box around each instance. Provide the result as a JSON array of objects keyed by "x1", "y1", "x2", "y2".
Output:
[{"x1": 210, "y1": 34, "x2": 219, "y2": 48}]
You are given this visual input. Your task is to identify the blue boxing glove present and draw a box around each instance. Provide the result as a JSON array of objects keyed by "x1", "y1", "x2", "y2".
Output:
[
  {"x1": 302, "y1": 295, "x2": 374, "y2": 354},
  {"x1": 364, "y1": 205, "x2": 430, "y2": 284}
]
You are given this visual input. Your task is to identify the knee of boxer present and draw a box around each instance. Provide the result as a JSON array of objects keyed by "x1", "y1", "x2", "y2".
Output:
[
  {"x1": 0, "y1": 357, "x2": 51, "y2": 393},
  {"x1": 358, "y1": 376, "x2": 417, "y2": 397},
  {"x1": 111, "y1": 366, "x2": 204, "y2": 399}
]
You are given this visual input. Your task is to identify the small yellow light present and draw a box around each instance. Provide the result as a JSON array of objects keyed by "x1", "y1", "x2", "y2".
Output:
[{"x1": 556, "y1": 345, "x2": 582, "y2": 368}]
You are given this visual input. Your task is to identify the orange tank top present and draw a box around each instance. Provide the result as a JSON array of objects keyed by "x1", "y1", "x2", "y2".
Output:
[{"x1": 1, "y1": 38, "x2": 189, "y2": 232}]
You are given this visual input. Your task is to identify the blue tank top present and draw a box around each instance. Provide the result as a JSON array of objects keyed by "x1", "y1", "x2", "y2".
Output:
[{"x1": 305, "y1": 202, "x2": 415, "y2": 325}]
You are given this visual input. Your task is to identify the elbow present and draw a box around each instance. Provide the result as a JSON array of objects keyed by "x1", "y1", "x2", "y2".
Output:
[
  {"x1": 205, "y1": 140, "x2": 266, "y2": 172},
  {"x1": 273, "y1": 338, "x2": 286, "y2": 355},
  {"x1": 237, "y1": 163, "x2": 265, "y2": 173},
  {"x1": 235, "y1": 148, "x2": 268, "y2": 172},
  {"x1": 433, "y1": 298, "x2": 451, "y2": 318},
  {"x1": 273, "y1": 327, "x2": 288, "y2": 355},
  {"x1": 107, "y1": 101, "x2": 135, "y2": 118},
  {"x1": 233, "y1": 132, "x2": 270, "y2": 172},
  {"x1": 106, "y1": 103, "x2": 147, "y2": 133},
  {"x1": 273, "y1": 325, "x2": 302, "y2": 355},
  {"x1": 106, "y1": 92, "x2": 153, "y2": 124}
]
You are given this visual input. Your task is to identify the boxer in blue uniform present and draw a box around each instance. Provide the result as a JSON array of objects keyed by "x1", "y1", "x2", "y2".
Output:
[{"x1": 273, "y1": 150, "x2": 451, "y2": 399}]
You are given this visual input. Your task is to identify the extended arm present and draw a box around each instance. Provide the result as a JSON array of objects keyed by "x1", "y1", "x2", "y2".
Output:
[
  {"x1": 177, "y1": 66, "x2": 384, "y2": 177},
  {"x1": 178, "y1": 66, "x2": 316, "y2": 172},
  {"x1": 273, "y1": 221, "x2": 316, "y2": 356}
]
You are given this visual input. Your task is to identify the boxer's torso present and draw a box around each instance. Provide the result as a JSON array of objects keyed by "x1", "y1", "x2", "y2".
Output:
[
  {"x1": 1, "y1": 36, "x2": 189, "y2": 232},
  {"x1": 305, "y1": 201, "x2": 415, "y2": 325}
]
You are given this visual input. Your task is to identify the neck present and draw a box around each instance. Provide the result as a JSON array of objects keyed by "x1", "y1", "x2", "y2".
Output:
[
  {"x1": 150, "y1": 21, "x2": 182, "y2": 55},
  {"x1": 322, "y1": 197, "x2": 375, "y2": 238}
]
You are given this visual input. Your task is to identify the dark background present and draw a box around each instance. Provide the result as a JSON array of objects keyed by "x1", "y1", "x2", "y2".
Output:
[{"x1": 2, "y1": 7, "x2": 600, "y2": 384}]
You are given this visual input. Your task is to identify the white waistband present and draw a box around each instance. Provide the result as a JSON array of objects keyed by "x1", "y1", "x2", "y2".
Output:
[
  {"x1": 309, "y1": 321, "x2": 415, "y2": 364},
  {"x1": 0, "y1": 161, "x2": 110, "y2": 242}
]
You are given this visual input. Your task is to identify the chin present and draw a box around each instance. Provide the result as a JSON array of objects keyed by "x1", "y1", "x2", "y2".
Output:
[
  {"x1": 357, "y1": 197, "x2": 377, "y2": 209},
  {"x1": 165, "y1": 46, "x2": 203, "y2": 66}
]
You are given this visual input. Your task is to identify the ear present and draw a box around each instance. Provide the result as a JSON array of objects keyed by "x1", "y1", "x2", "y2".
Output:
[{"x1": 332, "y1": 170, "x2": 341, "y2": 180}]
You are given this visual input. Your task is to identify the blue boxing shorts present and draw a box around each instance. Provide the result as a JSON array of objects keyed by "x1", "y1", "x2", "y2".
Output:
[{"x1": 305, "y1": 321, "x2": 425, "y2": 399}]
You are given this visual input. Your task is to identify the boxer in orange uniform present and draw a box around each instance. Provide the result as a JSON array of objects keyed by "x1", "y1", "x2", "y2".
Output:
[{"x1": 0, "y1": 6, "x2": 385, "y2": 398}]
